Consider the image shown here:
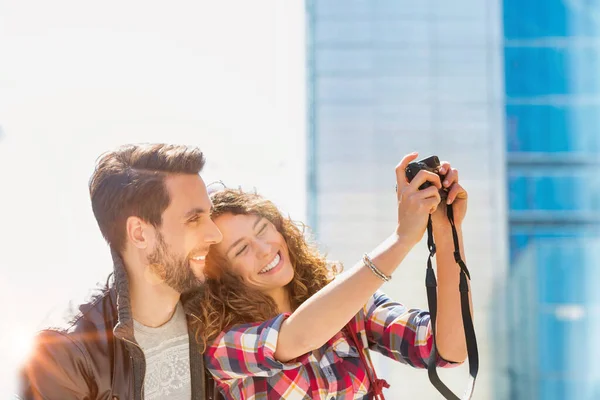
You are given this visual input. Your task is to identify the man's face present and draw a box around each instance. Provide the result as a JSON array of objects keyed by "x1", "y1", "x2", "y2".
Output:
[{"x1": 147, "y1": 174, "x2": 222, "y2": 294}]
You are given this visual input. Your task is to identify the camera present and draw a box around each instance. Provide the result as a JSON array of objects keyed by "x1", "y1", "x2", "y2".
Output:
[{"x1": 405, "y1": 155, "x2": 448, "y2": 201}]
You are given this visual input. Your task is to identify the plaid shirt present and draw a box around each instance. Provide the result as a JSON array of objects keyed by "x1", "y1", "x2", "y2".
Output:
[{"x1": 205, "y1": 291, "x2": 461, "y2": 399}]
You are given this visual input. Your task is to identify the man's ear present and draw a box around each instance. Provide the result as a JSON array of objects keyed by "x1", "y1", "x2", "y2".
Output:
[{"x1": 126, "y1": 216, "x2": 150, "y2": 249}]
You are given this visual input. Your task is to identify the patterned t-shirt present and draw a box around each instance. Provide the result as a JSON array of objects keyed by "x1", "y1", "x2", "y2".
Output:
[{"x1": 134, "y1": 302, "x2": 191, "y2": 400}]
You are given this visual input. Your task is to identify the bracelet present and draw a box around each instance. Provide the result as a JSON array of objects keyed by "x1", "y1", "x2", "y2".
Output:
[{"x1": 363, "y1": 253, "x2": 392, "y2": 282}]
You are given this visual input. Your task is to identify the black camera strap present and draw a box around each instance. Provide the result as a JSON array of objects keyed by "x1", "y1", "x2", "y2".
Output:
[{"x1": 425, "y1": 203, "x2": 479, "y2": 399}]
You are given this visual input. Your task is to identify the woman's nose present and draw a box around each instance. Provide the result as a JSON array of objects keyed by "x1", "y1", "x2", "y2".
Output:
[{"x1": 255, "y1": 240, "x2": 271, "y2": 258}]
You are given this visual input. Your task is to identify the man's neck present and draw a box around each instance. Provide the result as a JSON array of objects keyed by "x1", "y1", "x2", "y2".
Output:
[{"x1": 123, "y1": 252, "x2": 181, "y2": 328}]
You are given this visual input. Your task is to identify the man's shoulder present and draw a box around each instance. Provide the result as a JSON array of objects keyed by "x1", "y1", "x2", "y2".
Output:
[
  {"x1": 41, "y1": 275, "x2": 117, "y2": 338},
  {"x1": 19, "y1": 277, "x2": 121, "y2": 399},
  {"x1": 26, "y1": 275, "x2": 119, "y2": 375}
]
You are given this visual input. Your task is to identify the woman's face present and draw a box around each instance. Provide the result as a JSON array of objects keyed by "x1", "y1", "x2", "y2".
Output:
[{"x1": 211, "y1": 213, "x2": 295, "y2": 296}]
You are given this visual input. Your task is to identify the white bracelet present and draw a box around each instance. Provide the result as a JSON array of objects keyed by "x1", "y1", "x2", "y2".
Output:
[{"x1": 363, "y1": 253, "x2": 392, "y2": 282}]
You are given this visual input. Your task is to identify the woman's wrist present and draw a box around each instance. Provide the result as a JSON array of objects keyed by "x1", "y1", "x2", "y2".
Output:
[
  {"x1": 392, "y1": 228, "x2": 422, "y2": 249},
  {"x1": 433, "y1": 221, "x2": 462, "y2": 238},
  {"x1": 366, "y1": 233, "x2": 415, "y2": 277},
  {"x1": 363, "y1": 253, "x2": 392, "y2": 282},
  {"x1": 387, "y1": 231, "x2": 418, "y2": 253}
]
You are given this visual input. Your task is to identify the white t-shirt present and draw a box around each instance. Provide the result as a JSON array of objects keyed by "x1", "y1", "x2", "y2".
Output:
[{"x1": 134, "y1": 302, "x2": 191, "y2": 400}]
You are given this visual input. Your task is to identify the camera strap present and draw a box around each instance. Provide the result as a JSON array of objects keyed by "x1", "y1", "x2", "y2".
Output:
[{"x1": 425, "y1": 203, "x2": 479, "y2": 399}]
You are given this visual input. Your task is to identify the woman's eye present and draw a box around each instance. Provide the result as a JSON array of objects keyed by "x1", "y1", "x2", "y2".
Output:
[
  {"x1": 258, "y1": 223, "x2": 268, "y2": 234},
  {"x1": 235, "y1": 245, "x2": 248, "y2": 257}
]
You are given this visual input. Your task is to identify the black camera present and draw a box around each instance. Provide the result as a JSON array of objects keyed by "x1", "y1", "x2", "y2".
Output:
[{"x1": 405, "y1": 155, "x2": 448, "y2": 201}]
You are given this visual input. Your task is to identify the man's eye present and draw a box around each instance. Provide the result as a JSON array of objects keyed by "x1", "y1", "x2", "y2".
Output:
[
  {"x1": 235, "y1": 245, "x2": 248, "y2": 257},
  {"x1": 188, "y1": 216, "x2": 200, "y2": 223}
]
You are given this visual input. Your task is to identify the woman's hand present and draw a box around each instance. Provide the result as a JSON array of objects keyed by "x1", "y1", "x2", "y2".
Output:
[
  {"x1": 394, "y1": 152, "x2": 443, "y2": 246},
  {"x1": 431, "y1": 161, "x2": 468, "y2": 229}
]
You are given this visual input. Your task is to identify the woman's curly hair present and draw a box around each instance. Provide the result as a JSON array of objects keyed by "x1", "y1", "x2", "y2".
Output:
[{"x1": 188, "y1": 188, "x2": 341, "y2": 352}]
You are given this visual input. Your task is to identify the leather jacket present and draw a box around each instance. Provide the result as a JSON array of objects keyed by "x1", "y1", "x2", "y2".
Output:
[{"x1": 17, "y1": 249, "x2": 214, "y2": 400}]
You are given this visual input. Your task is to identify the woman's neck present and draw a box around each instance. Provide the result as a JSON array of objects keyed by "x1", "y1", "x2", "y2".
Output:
[{"x1": 269, "y1": 287, "x2": 293, "y2": 314}]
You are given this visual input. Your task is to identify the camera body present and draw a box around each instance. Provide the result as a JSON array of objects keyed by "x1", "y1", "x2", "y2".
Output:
[{"x1": 405, "y1": 155, "x2": 448, "y2": 200}]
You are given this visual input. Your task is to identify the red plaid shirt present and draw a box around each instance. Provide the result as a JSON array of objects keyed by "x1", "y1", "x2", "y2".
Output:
[{"x1": 205, "y1": 291, "x2": 461, "y2": 399}]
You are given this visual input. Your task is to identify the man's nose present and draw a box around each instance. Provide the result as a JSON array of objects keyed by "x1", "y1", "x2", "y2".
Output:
[{"x1": 204, "y1": 219, "x2": 223, "y2": 244}]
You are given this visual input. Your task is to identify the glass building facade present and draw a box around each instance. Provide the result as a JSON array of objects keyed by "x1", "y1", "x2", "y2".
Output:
[
  {"x1": 307, "y1": 0, "x2": 599, "y2": 398},
  {"x1": 306, "y1": 0, "x2": 506, "y2": 398},
  {"x1": 503, "y1": 0, "x2": 600, "y2": 398}
]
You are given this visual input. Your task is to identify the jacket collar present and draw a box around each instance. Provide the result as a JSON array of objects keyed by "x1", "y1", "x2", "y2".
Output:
[{"x1": 109, "y1": 248, "x2": 144, "y2": 357}]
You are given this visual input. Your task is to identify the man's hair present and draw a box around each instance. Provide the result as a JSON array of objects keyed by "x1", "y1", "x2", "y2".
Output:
[{"x1": 89, "y1": 143, "x2": 206, "y2": 252}]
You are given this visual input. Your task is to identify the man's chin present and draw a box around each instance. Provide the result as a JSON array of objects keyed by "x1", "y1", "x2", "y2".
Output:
[{"x1": 169, "y1": 279, "x2": 204, "y2": 296}]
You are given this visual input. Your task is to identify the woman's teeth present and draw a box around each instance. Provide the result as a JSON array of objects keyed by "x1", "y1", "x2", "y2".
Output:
[
  {"x1": 192, "y1": 255, "x2": 206, "y2": 261},
  {"x1": 260, "y1": 253, "x2": 280, "y2": 274}
]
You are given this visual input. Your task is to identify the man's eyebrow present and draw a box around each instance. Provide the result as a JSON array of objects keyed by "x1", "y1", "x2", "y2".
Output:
[{"x1": 184, "y1": 207, "x2": 208, "y2": 219}]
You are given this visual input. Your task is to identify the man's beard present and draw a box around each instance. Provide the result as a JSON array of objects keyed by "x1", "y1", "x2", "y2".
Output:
[{"x1": 147, "y1": 232, "x2": 204, "y2": 294}]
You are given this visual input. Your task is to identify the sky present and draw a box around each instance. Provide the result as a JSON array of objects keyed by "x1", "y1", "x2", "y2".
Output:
[{"x1": 0, "y1": 1, "x2": 306, "y2": 395}]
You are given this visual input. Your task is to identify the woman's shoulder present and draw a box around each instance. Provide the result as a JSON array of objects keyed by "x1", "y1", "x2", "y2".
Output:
[{"x1": 209, "y1": 313, "x2": 292, "y2": 347}]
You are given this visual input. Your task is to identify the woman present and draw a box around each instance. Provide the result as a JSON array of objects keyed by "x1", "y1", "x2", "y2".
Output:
[{"x1": 191, "y1": 153, "x2": 471, "y2": 399}]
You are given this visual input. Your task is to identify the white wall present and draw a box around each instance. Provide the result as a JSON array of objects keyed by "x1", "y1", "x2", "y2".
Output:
[{"x1": 0, "y1": 1, "x2": 306, "y2": 395}]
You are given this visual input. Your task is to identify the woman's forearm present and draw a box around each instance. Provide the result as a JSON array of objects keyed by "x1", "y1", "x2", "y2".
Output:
[
  {"x1": 432, "y1": 224, "x2": 472, "y2": 363},
  {"x1": 274, "y1": 233, "x2": 414, "y2": 362}
]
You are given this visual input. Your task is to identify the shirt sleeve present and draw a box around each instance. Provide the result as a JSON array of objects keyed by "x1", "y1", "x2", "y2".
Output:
[
  {"x1": 205, "y1": 313, "x2": 310, "y2": 381},
  {"x1": 358, "y1": 291, "x2": 463, "y2": 369}
]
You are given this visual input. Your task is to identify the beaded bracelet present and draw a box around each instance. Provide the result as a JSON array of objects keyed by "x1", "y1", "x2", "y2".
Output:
[{"x1": 363, "y1": 253, "x2": 392, "y2": 282}]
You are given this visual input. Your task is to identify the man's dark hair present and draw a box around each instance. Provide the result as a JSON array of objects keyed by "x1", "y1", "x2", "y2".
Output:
[{"x1": 89, "y1": 143, "x2": 206, "y2": 252}]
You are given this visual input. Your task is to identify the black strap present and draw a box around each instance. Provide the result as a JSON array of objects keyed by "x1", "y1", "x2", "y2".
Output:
[{"x1": 425, "y1": 204, "x2": 479, "y2": 399}]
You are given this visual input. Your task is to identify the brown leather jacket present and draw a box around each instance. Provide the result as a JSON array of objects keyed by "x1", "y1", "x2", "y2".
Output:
[{"x1": 17, "y1": 250, "x2": 218, "y2": 400}]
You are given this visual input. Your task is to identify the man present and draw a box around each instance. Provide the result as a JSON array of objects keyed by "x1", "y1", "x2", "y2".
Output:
[{"x1": 18, "y1": 143, "x2": 223, "y2": 400}]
